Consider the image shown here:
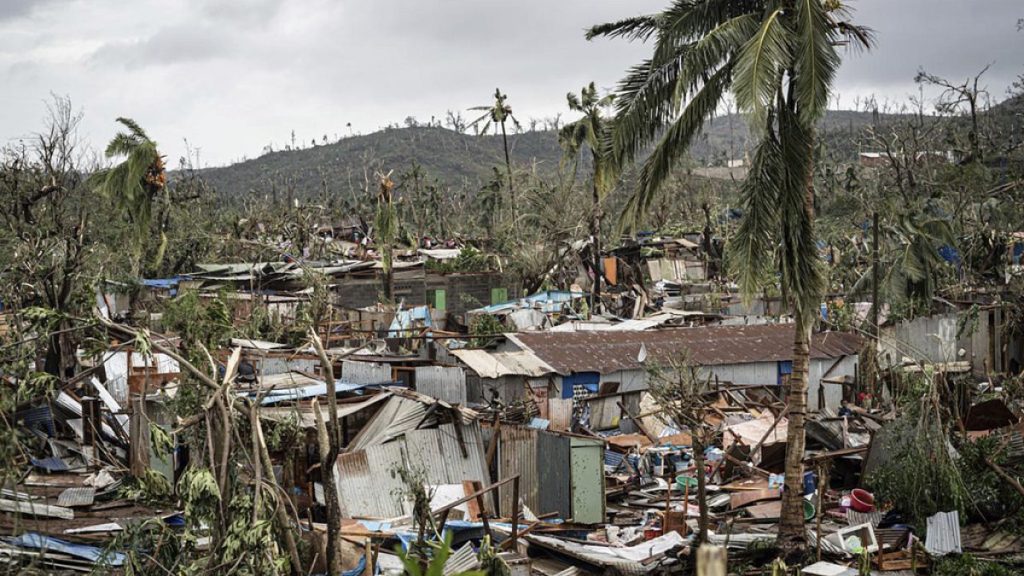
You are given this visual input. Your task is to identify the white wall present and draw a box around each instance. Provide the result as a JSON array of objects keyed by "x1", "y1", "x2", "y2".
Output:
[{"x1": 548, "y1": 358, "x2": 859, "y2": 413}]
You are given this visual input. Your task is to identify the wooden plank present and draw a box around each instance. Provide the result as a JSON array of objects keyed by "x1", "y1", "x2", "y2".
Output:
[
  {"x1": 729, "y1": 489, "x2": 780, "y2": 510},
  {"x1": 0, "y1": 498, "x2": 74, "y2": 520},
  {"x1": 462, "y1": 480, "x2": 481, "y2": 521},
  {"x1": 744, "y1": 501, "x2": 781, "y2": 519}
]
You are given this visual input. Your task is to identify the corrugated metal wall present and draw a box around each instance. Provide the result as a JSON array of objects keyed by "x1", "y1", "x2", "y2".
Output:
[
  {"x1": 342, "y1": 360, "x2": 392, "y2": 384},
  {"x1": 497, "y1": 426, "x2": 538, "y2": 516},
  {"x1": 336, "y1": 422, "x2": 492, "y2": 519},
  {"x1": 537, "y1": 432, "x2": 571, "y2": 519},
  {"x1": 548, "y1": 399, "x2": 573, "y2": 431},
  {"x1": 414, "y1": 366, "x2": 467, "y2": 404},
  {"x1": 336, "y1": 442, "x2": 408, "y2": 519}
]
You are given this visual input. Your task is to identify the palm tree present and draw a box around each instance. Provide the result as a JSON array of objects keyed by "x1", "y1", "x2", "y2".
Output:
[
  {"x1": 90, "y1": 118, "x2": 166, "y2": 275},
  {"x1": 469, "y1": 89, "x2": 521, "y2": 225},
  {"x1": 589, "y1": 0, "x2": 872, "y2": 550},
  {"x1": 560, "y1": 82, "x2": 616, "y2": 314}
]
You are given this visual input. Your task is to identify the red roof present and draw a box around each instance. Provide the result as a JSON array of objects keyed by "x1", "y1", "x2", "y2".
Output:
[{"x1": 511, "y1": 324, "x2": 862, "y2": 375}]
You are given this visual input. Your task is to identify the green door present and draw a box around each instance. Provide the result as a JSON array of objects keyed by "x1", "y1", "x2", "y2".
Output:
[
  {"x1": 490, "y1": 287, "x2": 508, "y2": 305},
  {"x1": 570, "y1": 438, "x2": 605, "y2": 524}
]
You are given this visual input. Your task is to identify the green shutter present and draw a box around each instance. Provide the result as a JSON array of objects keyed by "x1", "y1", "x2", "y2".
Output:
[
  {"x1": 490, "y1": 287, "x2": 507, "y2": 305},
  {"x1": 434, "y1": 289, "x2": 446, "y2": 311}
]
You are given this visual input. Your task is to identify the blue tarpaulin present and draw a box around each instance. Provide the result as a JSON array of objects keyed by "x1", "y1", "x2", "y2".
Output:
[
  {"x1": 388, "y1": 305, "x2": 433, "y2": 337},
  {"x1": 8, "y1": 533, "x2": 126, "y2": 566}
]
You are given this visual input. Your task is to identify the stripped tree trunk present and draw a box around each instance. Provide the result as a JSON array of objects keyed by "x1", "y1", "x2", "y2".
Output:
[
  {"x1": 779, "y1": 302, "x2": 811, "y2": 549},
  {"x1": 694, "y1": 434, "x2": 709, "y2": 544},
  {"x1": 591, "y1": 176, "x2": 602, "y2": 314}
]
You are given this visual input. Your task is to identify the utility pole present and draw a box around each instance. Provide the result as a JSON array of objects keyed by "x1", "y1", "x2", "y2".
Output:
[{"x1": 870, "y1": 211, "x2": 880, "y2": 400}]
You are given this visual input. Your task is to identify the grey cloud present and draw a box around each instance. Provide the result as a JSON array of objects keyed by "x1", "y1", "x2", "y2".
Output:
[
  {"x1": 194, "y1": 0, "x2": 284, "y2": 27},
  {"x1": 0, "y1": 0, "x2": 62, "y2": 22},
  {"x1": 0, "y1": 0, "x2": 1021, "y2": 167},
  {"x1": 89, "y1": 24, "x2": 235, "y2": 70}
]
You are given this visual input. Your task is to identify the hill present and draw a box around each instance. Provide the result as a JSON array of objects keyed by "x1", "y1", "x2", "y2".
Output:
[
  {"x1": 192, "y1": 109, "x2": 909, "y2": 199},
  {"x1": 196, "y1": 126, "x2": 566, "y2": 200}
]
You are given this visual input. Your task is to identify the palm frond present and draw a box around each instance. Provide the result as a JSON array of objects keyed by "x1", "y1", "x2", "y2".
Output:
[
  {"x1": 776, "y1": 104, "x2": 824, "y2": 318},
  {"x1": 115, "y1": 117, "x2": 148, "y2": 140},
  {"x1": 659, "y1": 0, "x2": 760, "y2": 46},
  {"x1": 621, "y1": 64, "x2": 732, "y2": 230},
  {"x1": 673, "y1": 13, "x2": 760, "y2": 105},
  {"x1": 733, "y1": 8, "x2": 789, "y2": 130},
  {"x1": 586, "y1": 14, "x2": 663, "y2": 41},
  {"x1": 834, "y1": 21, "x2": 875, "y2": 53},
  {"x1": 609, "y1": 51, "x2": 691, "y2": 169},
  {"x1": 792, "y1": 0, "x2": 841, "y2": 126},
  {"x1": 730, "y1": 118, "x2": 783, "y2": 300}
]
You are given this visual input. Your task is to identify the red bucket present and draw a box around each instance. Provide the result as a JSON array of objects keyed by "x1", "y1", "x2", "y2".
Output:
[{"x1": 850, "y1": 488, "x2": 875, "y2": 513}]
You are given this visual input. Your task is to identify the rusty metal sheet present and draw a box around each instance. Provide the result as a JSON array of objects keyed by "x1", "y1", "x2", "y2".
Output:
[
  {"x1": 497, "y1": 426, "x2": 538, "y2": 517},
  {"x1": 512, "y1": 325, "x2": 862, "y2": 375},
  {"x1": 548, "y1": 399, "x2": 573, "y2": 432},
  {"x1": 335, "y1": 442, "x2": 408, "y2": 519},
  {"x1": 56, "y1": 487, "x2": 95, "y2": 508}
]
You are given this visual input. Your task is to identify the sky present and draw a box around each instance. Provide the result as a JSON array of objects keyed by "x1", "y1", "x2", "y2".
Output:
[{"x1": 1, "y1": 0, "x2": 1022, "y2": 167}]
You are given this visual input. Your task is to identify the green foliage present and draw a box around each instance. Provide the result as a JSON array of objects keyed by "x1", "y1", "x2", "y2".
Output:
[
  {"x1": 396, "y1": 531, "x2": 484, "y2": 576},
  {"x1": 105, "y1": 516, "x2": 183, "y2": 575},
  {"x1": 162, "y1": 289, "x2": 233, "y2": 349},
  {"x1": 954, "y1": 435, "x2": 1024, "y2": 530},
  {"x1": 468, "y1": 314, "x2": 506, "y2": 348},
  {"x1": 933, "y1": 554, "x2": 1014, "y2": 576},
  {"x1": 865, "y1": 408, "x2": 968, "y2": 529},
  {"x1": 265, "y1": 414, "x2": 302, "y2": 452},
  {"x1": 178, "y1": 467, "x2": 221, "y2": 544},
  {"x1": 89, "y1": 117, "x2": 166, "y2": 273},
  {"x1": 119, "y1": 469, "x2": 173, "y2": 505}
]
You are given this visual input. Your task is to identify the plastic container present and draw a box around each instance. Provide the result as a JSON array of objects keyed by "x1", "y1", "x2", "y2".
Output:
[
  {"x1": 803, "y1": 471, "x2": 817, "y2": 496},
  {"x1": 850, "y1": 488, "x2": 875, "y2": 512}
]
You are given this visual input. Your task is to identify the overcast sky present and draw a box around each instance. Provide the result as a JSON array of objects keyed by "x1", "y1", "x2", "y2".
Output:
[{"x1": 1, "y1": 0, "x2": 1021, "y2": 167}]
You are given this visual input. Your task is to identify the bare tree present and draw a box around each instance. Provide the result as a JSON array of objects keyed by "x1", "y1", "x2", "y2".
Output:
[{"x1": 646, "y1": 356, "x2": 718, "y2": 544}]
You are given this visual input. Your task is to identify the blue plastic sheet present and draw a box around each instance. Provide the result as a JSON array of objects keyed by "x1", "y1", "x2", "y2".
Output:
[{"x1": 8, "y1": 532, "x2": 125, "y2": 566}]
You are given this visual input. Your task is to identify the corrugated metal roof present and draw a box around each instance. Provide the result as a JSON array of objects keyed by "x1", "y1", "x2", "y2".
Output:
[
  {"x1": 511, "y1": 325, "x2": 862, "y2": 375},
  {"x1": 57, "y1": 487, "x2": 96, "y2": 508},
  {"x1": 335, "y1": 422, "x2": 491, "y2": 519},
  {"x1": 346, "y1": 396, "x2": 431, "y2": 451},
  {"x1": 925, "y1": 510, "x2": 962, "y2": 556},
  {"x1": 451, "y1": 349, "x2": 555, "y2": 379},
  {"x1": 336, "y1": 442, "x2": 409, "y2": 519},
  {"x1": 259, "y1": 392, "x2": 390, "y2": 429}
]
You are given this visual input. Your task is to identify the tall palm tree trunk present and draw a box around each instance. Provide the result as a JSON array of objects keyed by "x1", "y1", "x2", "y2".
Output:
[
  {"x1": 779, "y1": 310, "x2": 811, "y2": 549},
  {"x1": 779, "y1": 145, "x2": 818, "y2": 550}
]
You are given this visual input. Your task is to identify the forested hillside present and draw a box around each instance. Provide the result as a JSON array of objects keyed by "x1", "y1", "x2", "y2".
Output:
[{"x1": 197, "y1": 109, "x2": 892, "y2": 199}]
